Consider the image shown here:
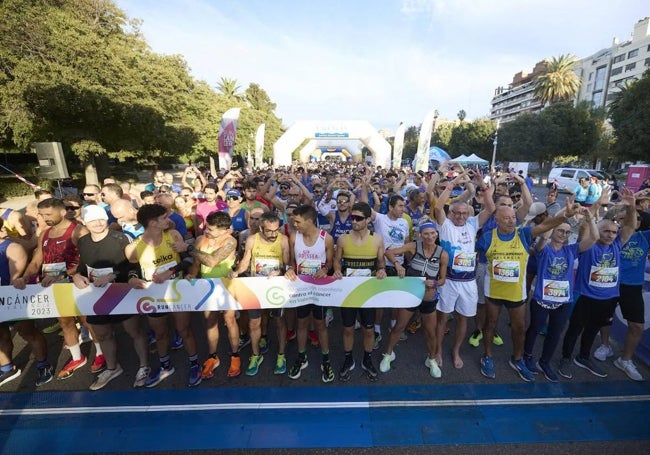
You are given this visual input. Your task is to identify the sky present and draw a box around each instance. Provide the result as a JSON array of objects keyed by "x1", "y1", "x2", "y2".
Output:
[{"x1": 116, "y1": 0, "x2": 648, "y2": 132}]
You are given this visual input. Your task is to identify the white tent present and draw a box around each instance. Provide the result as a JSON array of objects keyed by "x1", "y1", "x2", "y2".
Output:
[
  {"x1": 450, "y1": 153, "x2": 488, "y2": 165},
  {"x1": 449, "y1": 154, "x2": 469, "y2": 163}
]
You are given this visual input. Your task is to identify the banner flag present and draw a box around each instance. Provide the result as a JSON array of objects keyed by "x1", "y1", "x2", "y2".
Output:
[
  {"x1": 392, "y1": 123, "x2": 405, "y2": 169},
  {"x1": 254, "y1": 123, "x2": 265, "y2": 168},
  {"x1": 0, "y1": 277, "x2": 425, "y2": 323},
  {"x1": 414, "y1": 109, "x2": 436, "y2": 173},
  {"x1": 218, "y1": 107, "x2": 241, "y2": 170}
]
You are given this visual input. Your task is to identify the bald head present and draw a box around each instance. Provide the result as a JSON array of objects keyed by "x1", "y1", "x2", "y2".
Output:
[{"x1": 110, "y1": 199, "x2": 137, "y2": 223}]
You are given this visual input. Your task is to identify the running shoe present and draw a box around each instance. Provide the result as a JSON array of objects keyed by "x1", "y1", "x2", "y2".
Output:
[
  {"x1": 237, "y1": 334, "x2": 251, "y2": 352},
  {"x1": 407, "y1": 319, "x2": 421, "y2": 334},
  {"x1": 321, "y1": 361, "x2": 335, "y2": 383},
  {"x1": 614, "y1": 357, "x2": 643, "y2": 381},
  {"x1": 379, "y1": 351, "x2": 395, "y2": 373},
  {"x1": 425, "y1": 357, "x2": 442, "y2": 378},
  {"x1": 493, "y1": 331, "x2": 504, "y2": 346},
  {"x1": 259, "y1": 336, "x2": 269, "y2": 355},
  {"x1": 523, "y1": 354, "x2": 541, "y2": 375},
  {"x1": 0, "y1": 366, "x2": 21, "y2": 387},
  {"x1": 42, "y1": 320, "x2": 61, "y2": 334},
  {"x1": 362, "y1": 356, "x2": 378, "y2": 380},
  {"x1": 57, "y1": 356, "x2": 88, "y2": 380},
  {"x1": 373, "y1": 331, "x2": 382, "y2": 350},
  {"x1": 201, "y1": 356, "x2": 220, "y2": 379},
  {"x1": 89, "y1": 365, "x2": 123, "y2": 391},
  {"x1": 309, "y1": 330, "x2": 319, "y2": 347},
  {"x1": 339, "y1": 357, "x2": 355, "y2": 382},
  {"x1": 90, "y1": 354, "x2": 106, "y2": 374},
  {"x1": 274, "y1": 354, "x2": 286, "y2": 375},
  {"x1": 399, "y1": 331, "x2": 408, "y2": 341},
  {"x1": 145, "y1": 365, "x2": 176, "y2": 388},
  {"x1": 133, "y1": 366, "x2": 151, "y2": 388},
  {"x1": 286, "y1": 330, "x2": 297, "y2": 342},
  {"x1": 325, "y1": 309, "x2": 334, "y2": 327},
  {"x1": 188, "y1": 364, "x2": 202, "y2": 387},
  {"x1": 537, "y1": 360, "x2": 559, "y2": 382},
  {"x1": 288, "y1": 356, "x2": 308, "y2": 379},
  {"x1": 468, "y1": 330, "x2": 483, "y2": 347},
  {"x1": 509, "y1": 357, "x2": 535, "y2": 382},
  {"x1": 228, "y1": 356, "x2": 242, "y2": 377},
  {"x1": 594, "y1": 344, "x2": 614, "y2": 362},
  {"x1": 245, "y1": 354, "x2": 264, "y2": 376},
  {"x1": 558, "y1": 357, "x2": 573, "y2": 379},
  {"x1": 170, "y1": 331, "x2": 184, "y2": 350},
  {"x1": 573, "y1": 355, "x2": 607, "y2": 378},
  {"x1": 36, "y1": 364, "x2": 54, "y2": 387},
  {"x1": 480, "y1": 355, "x2": 495, "y2": 379}
]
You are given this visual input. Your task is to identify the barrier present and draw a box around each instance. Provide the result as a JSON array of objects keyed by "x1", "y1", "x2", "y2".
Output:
[{"x1": 0, "y1": 276, "x2": 425, "y2": 323}]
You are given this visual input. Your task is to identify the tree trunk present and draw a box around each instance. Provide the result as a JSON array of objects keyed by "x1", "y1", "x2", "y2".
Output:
[{"x1": 84, "y1": 159, "x2": 99, "y2": 186}]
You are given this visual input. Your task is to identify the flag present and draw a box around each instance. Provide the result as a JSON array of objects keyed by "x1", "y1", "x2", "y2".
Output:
[
  {"x1": 254, "y1": 123, "x2": 265, "y2": 168},
  {"x1": 218, "y1": 107, "x2": 241, "y2": 170},
  {"x1": 414, "y1": 109, "x2": 436, "y2": 173},
  {"x1": 392, "y1": 123, "x2": 405, "y2": 169}
]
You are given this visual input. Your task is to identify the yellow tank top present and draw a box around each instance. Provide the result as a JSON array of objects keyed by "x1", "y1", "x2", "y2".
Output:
[
  {"x1": 342, "y1": 232, "x2": 377, "y2": 276},
  {"x1": 134, "y1": 231, "x2": 180, "y2": 281},
  {"x1": 250, "y1": 232, "x2": 283, "y2": 276},
  {"x1": 485, "y1": 228, "x2": 528, "y2": 301},
  {"x1": 200, "y1": 237, "x2": 236, "y2": 278}
]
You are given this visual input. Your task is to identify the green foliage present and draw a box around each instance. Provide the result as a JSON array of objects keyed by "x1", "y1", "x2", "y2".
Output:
[
  {"x1": 609, "y1": 69, "x2": 650, "y2": 162},
  {"x1": 447, "y1": 118, "x2": 495, "y2": 158}
]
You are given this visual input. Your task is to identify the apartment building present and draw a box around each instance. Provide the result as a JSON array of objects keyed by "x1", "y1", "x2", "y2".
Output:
[{"x1": 489, "y1": 61, "x2": 548, "y2": 123}]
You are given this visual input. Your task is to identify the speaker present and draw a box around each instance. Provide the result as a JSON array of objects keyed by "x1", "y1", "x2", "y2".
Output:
[{"x1": 32, "y1": 142, "x2": 69, "y2": 180}]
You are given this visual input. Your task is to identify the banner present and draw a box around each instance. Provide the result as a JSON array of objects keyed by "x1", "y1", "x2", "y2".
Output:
[
  {"x1": 414, "y1": 109, "x2": 436, "y2": 173},
  {"x1": 254, "y1": 123, "x2": 265, "y2": 168},
  {"x1": 218, "y1": 107, "x2": 241, "y2": 170},
  {"x1": 392, "y1": 123, "x2": 405, "y2": 169},
  {"x1": 0, "y1": 277, "x2": 425, "y2": 323}
]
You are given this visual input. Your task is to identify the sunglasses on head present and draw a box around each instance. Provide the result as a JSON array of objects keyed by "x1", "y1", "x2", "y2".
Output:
[{"x1": 350, "y1": 215, "x2": 366, "y2": 222}]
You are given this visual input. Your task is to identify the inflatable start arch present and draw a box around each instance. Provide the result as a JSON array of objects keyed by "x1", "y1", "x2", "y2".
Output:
[{"x1": 273, "y1": 120, "x2": 391, "y2": 168}]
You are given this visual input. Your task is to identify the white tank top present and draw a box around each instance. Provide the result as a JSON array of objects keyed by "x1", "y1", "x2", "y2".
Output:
[{"x1": 294, "y1": 230, "x2": 327, "y2": 276}]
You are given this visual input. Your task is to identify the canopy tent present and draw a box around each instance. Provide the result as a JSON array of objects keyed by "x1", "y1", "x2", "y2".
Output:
[
  {"x1": 450, "y1": 153, "x2": 489, "y2": 165},
  {"x1": 428, "y1": 146, "x2": 451, "y2": 162}
]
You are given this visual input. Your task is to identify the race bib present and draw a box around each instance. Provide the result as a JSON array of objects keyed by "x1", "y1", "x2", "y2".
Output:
[
  {"x1": 143, "y1": 261, "x2": 178, "y2": 281},
  {"x1": 254, "y1": 258, "x2": 280, "y2": 277},
  {"x1": 589, "y1": 266, "x2": 618, "y2": 288},
  {"x1": 542, "y1": 279, "x2": 570, "y2": 303},
  {"x1": 492, "y1": 260, "x2": 520, "y2": 282},
  {"x1": 346, "y1": 268, "x2": 372, "y2": 277},
  {"x1": 42, "y1": 262, "x2": 67, "y2": 278},
  {"x1": 297, "y1": 259, "x2": 322, "y2": 276},
  {"x1": 87, "y1": 266, "x2": 114, "y2": 281},
  {"x1": 452, "y1": 251, "x2": 476, "y2": 272}
]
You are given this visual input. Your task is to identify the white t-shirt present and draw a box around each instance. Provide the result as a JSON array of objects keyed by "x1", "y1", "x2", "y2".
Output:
[{"x1": 374, "y1": 213, "x2": 409, "y2": 266}]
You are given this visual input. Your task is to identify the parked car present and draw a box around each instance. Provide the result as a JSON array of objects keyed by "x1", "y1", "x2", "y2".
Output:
[{"x1": 547, "y1": 168, "x2": 606, "y2": 193}]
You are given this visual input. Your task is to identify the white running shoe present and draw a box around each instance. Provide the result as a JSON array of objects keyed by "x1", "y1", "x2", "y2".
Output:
[
  {"x1": 614, "y1": 357, "x2": 643, "y2": 381},
  {"x1": 379, "y1": 352, "x2": 396, "y2": 373},
  {"x1": 593, "y1": 344, "x2": 614, "y2": 361}
]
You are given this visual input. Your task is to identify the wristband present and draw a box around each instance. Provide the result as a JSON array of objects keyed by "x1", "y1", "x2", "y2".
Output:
[
  {"x1": 186, "y1": 244, "x2": 195, "y2": 254},
  {"x1": 128, "y1": 271, "x2": 140, "y2": 280},
  {"x1": 285, "y1": 265, "x2": 294, "y2": 271}
]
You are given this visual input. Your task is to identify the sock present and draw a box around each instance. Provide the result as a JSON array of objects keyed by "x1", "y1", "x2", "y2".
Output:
[
  {"x1": 344, "y1": 350, "x2": 353, "y2": 358},
  {"x1": 189, "y1": 354, "x2": 199, "y2": 366},
  {"x1": 69, "y1": 344, "x2": 82, "y2": 361},
  {"x1": 390, "y1": 319, "x2": 396, "y2": 329},
  {"x1": 209, "y1": 352, "x2": 218, "y2": 359},
  {"x1": 364, "y1": 351, "x2": 372, "y2": 361},
  {"x1": 321, "y1": 351, "x2": 330, "y2": 363},
  {"x1": 374, "y1": 324, "x2": 381, "y2": 333},
  {"x1": 36, "y1": 360, "x2": 49, "y2": 369},
  {"x1": 0, "y1": 363, "x2": 13, "y2": 373},
  {"x1": 160, "y1": 354, "x2": 171, "y2": 369},
  {"x1": 231, "y1": 352, "x2": 239, "y2": 358},
  {"x1": 94, "y1": 342, "x2": 103, "y2": 356},
  {"x1": 298, "y1": 350, "x2": 307, "y2": 360}
]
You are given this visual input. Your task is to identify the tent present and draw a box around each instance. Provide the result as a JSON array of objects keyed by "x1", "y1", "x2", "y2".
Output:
[{"x1": 450, "y1": 153, "x2": 489, "y2": 165}]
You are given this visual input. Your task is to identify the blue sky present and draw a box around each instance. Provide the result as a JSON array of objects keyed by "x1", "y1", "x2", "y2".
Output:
[{"x1": 116, "y1": 0, "x2": 648, "y2": 131}]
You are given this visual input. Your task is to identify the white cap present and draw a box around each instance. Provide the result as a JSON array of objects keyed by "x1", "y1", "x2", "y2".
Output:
[
  {"x1": 81, "y1": 205, "x2": 108, "y2": 223},
  {"x1": 524, "y1": 202, "x2": 547, "y2": 222}
]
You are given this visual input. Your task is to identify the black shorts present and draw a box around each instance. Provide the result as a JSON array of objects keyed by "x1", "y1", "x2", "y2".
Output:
[
  {"x1": 619, "y1": 284, "x2": 645, "y2": 324},
  {"x1": 87, "y1": 314, "x2": 135, "y2": 325},
  {"x1": 248, "y1": 309, "x2": 263, "y2": 319},
  {"x1": 487, "y1": 297, "x2": 526, "y2": 309},
  {"x1": 296, "y1": 304, "x2": 326, "y2": 320},
  {"x1": 341, "y1": 307, "x2": 375, "y2": 328},
  {"x1": 405, "y1": 299, "x2": 437, "y2": 315},
  {"x1": 147, "y1": 312, "x2": 169, "y2": 319}
]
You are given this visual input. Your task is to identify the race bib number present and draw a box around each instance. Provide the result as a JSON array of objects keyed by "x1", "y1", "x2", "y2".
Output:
[
  {"x1": 254, "y1": 258, "x2": 280, "y2": 277},
  {"x1": 453, "y1": 251, "x2": 476, "y2": 272},
  {"x1": 87, "y1": 266, "x2": 114, "y2": 281},
  {"x1": 589, "y1": 266, "x2": 618, "y2": 288},
  {"x1": 492, "y1": 260, "x2": 520, "y2": 282},
  {"x1": 542, "y1": 279, "x2": 570, "y2": 303},
  {"x1": 346, "y1": 268, "x2": 372, "y2": 277},
  {"x1": 42, "y1": 262, "x2": 67, "y2": 278},
  {"x1": 297, "y1": 259, "x2": 322, "y2": 276},
  {"x1": 143, "y1": 261, "x2": 178, "y2": 281}
]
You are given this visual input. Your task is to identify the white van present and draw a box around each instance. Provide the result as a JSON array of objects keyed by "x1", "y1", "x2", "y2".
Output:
[{"x1": 547, "y1": 168, "x2": 606, "y2": 192}]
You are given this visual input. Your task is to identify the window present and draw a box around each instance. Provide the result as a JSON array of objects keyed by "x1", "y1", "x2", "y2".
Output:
[
  {"x1": 628, "y1": 49, "x2": 639, "y2": 58},
  {"x1": 645, "y1": 57, "x2": 650, "y2": 67},
  {"x1": 588, "y1": 72, "x2": 593, "y2": 81},
  {"x1": 586, "y1": 83, "x2": 592, "y2": 92},
  {"x1": 592, "y1": 91, "x2": 603, "y2": 107},
  {"x1": 613, "y1": 54, "x2": 625, "y2": 63},
  {"x1": 560, "y1": 170, "x2": 575, "y2": 178},
  {"x1": 594, "y1": 66, "x2": 607, "y2": 91},
  {"x1": 625, "y1": 62, "x2": 636, "y2": 72},
  {"x1": 611, "y1": 67, "x2": 623, "y2": 76}
]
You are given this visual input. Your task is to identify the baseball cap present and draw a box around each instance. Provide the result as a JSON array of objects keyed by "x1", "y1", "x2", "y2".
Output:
[
  {"x1": 524, "y1": 202, "x2": 547, "y2": 222},
  {"x1": 82, "y1": 205, "x2": 108, "y2": 223},
  {"x1": 226, "y1": 189, "x2": 241, "y2": 198}
]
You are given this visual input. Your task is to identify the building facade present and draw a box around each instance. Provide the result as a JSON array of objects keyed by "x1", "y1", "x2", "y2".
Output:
[{"x1": 489, "y1": 61, "x2": 548, "y2": 124}]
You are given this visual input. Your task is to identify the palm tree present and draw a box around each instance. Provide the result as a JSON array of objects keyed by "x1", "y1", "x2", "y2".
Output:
[
  {"x1": 534, "y1": 54, "x2": 581, "y2": 105},
  {"x1": 216, "y1": 77, "x2": 244, "y2": 100},
  {"x1": 457, "y1": 109, "x2": 466, "y2": 123}
]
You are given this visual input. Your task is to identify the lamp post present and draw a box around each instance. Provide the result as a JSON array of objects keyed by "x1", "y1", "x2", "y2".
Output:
[{"x1": 491, "y1": 119, "x2": 500, "y2": 171}]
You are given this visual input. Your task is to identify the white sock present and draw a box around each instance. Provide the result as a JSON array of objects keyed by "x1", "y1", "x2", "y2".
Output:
[
  {"x1": 69, "y1": 344, "x2": 82, "y2": 361},
  {"x1": 94, "y1": 342, "x2": 103, "y2": 356},
  {"x1": 374, "y1": 324, "x2": 381, "y2": 333},
  {"x1": 390, "y1": 319, "x2": 396, "y2": 329}
]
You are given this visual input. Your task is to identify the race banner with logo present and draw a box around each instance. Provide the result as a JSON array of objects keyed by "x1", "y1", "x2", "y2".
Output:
[
  {"x1": 392, "y1": 122, "x2": 405, "y2": 170},
  {"x1": 218, "y1": 107, "x2": 241, "y2": 170},
  {"x1": 414, "y1": 109, "x2": 436, "y2": 173},
  {"x1": 0, "y1": 277, "x2": 425, "y2": 323},
  {"x1": 254, "y1": 123, "x2": 265, "y2": 168}
]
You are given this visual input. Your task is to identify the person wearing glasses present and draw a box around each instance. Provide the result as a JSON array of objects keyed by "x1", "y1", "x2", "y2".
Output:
[
  {"x1": 333, "y1": 202, "x2": 387, "y2": 382},
  {"x1": 523, "y1": 205, "x2": 598, "y2": 382},
  {"x1": 62, "y1": 194, "x2": 84, "y2": 224},
  {"x1": 100, "y1": 183, "x2": 124, "y2": 226},
  {"x1": 223, "y1": 189, "x2": 248, "y2": 235},
  {"x1": 81, "y1": 184, "x2": 102, "y2": 207},
  {"x1": 328, "y1": 191, "x2": 354, "y2": 244},
  {"x1": 229, "y1": 212, "x2": 291, "y2": 377}
]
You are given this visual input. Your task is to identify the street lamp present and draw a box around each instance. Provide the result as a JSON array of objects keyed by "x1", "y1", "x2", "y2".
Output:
[{"x1": 491, "y1": 119, "x2": 500, "y2": 171}]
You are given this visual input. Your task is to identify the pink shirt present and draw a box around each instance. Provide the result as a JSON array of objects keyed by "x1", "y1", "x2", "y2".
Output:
[{"x1": 196, "y1": 200, "x2": 227, "y2": 232}]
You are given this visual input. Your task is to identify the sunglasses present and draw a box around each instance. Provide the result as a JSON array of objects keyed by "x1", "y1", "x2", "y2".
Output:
[
  {"x1": 81, "y1": 193, "x2": 97, "y2": 197},
  {"x1": 226, "y1": 196, "x2": 240, "y2": 201},
  {"x1": 337, "y1": 199, "x2": 349, "y2": 204},
  {"x1": 65, "y1": 206, "x2": 81, "y2": 211},
  {"x1": 350, "y1": 215, "x2": 367, "y2": 222}
]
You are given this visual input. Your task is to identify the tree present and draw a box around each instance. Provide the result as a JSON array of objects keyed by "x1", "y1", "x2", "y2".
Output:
[
  {"x1": 609, "y1": 69, "x2": 650, "y2": 161},
  {"x1": 457, "y1": 109, "x2": 466, "y2": 123},
  {"x1": 534, "y1": 54, "x2": 581, "y2": 105},
  {"x1": 217, "y1": 77, "x2": 244, "y2": 100},
  {"x1": 245, "y1": 83, "x2": 276, "y2": 112},
  {"x1": 447, "y1": 118, "x2": 495, "y2": 158}
]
